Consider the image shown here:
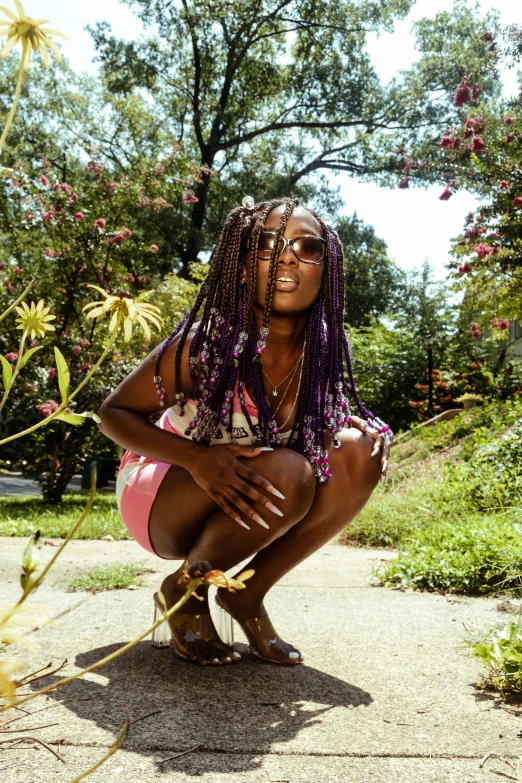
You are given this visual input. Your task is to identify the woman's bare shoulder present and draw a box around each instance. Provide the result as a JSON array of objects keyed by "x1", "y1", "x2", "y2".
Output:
[{"x1": 98, "y1": 320, "x2": 201, "y2": 417}]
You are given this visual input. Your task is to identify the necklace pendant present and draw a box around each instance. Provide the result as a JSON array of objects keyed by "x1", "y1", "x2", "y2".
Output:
[{"x1": 273, "y1": 390, "x2": 278, "y2": 397}]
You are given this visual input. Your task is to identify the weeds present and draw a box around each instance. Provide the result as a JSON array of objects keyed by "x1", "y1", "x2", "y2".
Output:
[{"x1": 67, "y1": 563, "x2": 155, "y2": 593}]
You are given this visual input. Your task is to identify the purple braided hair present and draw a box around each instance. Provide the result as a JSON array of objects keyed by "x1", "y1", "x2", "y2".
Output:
[{"x1": 153, "y1": 197, "x2": 390, "y2": 483}]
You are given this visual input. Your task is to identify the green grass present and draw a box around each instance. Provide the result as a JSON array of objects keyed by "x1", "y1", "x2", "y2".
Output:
[
  {"x1": 0, "y1": 493, "x2": 131, "y2": 539},
  {"x1": 67, "y1": 563, "x2": 155, "y2": 593},
  {"x1": 340, "y1": 396, "x2": 522, "y2": 595}
]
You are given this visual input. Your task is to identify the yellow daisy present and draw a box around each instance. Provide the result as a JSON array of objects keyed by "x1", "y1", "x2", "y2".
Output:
[
  {"x1": 14, "y1": 298, "x2": 56, "y2": 340},
  {"x1": 82, "y1": 284, "x2": 164, "y2": 343},
  {"x1": 0, "y1": 0, "x2": 67, "y2": 69}
]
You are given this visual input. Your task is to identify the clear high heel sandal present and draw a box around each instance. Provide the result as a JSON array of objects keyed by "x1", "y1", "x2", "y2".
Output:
[
  {"x1": 213, "y1": 597, "x2": 304, "y2": 665},
  {"x1": 150, "y1": 592, "x2": 237, "y2": 662}
]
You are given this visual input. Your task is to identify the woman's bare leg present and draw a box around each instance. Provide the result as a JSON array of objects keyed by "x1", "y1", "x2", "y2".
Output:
[
  {"x1": 148, "y1": 448, "x2": 316, "y2": 663},
  {"x1": 216, "y1": 429, "x2": 383, "y2": 659}
]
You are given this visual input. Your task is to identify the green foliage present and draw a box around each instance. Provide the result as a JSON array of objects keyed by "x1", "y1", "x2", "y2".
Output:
[
  {"x1": 0, "y1": 493, "x2": 130, "y2": 539},
  {"x1": 91, "y1": 0, "x2": 497, "y2": 272},
  {"x1": 342, "y1": 397, "x2": 522, "y2": 594},
  {"x1": 375, "y1": 513, "x2": 522, "y2": 594},
  {"x1": 67, "y1": 563, "x2": 154, "y2": 593},
  {"x1": 466, "y1": 612, "x2": 522, "y2": 698}
]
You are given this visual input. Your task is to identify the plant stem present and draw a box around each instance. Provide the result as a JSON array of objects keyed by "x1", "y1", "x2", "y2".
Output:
[
  {"x1": 6, "y1": 582, "x2": 200, "y2": 711},
  {"x1": 0, "y1": 280, "x2": 34, "y2": 324},
  {"x1": 0, "y1": 43, "x2": 27, "y2": 157},
  {"x1": 0, "y1": 330, "x2": 27, "y2": 414},
  {"x1": 0, "y1": 313, "x2": 123, "y2": 446},
  {"x1": 66, "y1": 720, "x2": 129, "y2": 783}
]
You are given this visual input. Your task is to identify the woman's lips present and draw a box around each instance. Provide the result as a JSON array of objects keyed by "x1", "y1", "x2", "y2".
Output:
[
  {"x1": 275, "y1": 280, "x2": 299, "y2": 292},
  {"x1": 274, "y1": 270, "x2": 300, "y2": 292}
]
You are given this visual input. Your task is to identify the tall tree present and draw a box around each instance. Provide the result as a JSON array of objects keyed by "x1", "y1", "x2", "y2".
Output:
[{"x1": 90, "y1": 0, "x2": 498, "y2": 276}]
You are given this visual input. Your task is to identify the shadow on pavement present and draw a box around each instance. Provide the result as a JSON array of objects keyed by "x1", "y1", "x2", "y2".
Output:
[{"x1": 41, "y1": 639, "x2": 372, "y2": 776}]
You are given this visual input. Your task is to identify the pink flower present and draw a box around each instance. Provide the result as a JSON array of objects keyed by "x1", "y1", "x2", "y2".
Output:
[
  {"x1": 514, "y1": 197, "x2": 522, "y2": 206},
  {"x1": 74, "y1": 212, "x2": 85, "y2": 222},
  {"x1": 5, "y1": 352, "x2": 18, "y2": 361},
  {"x1": 439, "y1": 187, "x2": 453, "y2": 201},
  {"x1": 490, "y1": 317, "x2": 510, "y2": 330},
  {"x1": 489, "y1": 232, "x2": 500, "y2": 238},
  {"x1": 469, "y1": 322, "x2": 482, "y2": 339},
  {"x1": 138, "y1": 274, "x2": 147, "y2": 283},
  {"x1": 471, "y1": 83, "x2": 482, "y2": 101},
  {"x1": 471, "y1": 136, "x2": 486, "y2": 152},
  {"x1": 107, "y1": 234, "x2": 125, "y2": 244},
  {"x1": 505, "y1": 134, "x2": 515, "y2": 144},
  {"x1": 121, "y1": 226, "x2": 132, "y2": 239},
  {"x1": 61, "y1": 183, "x2": 71, "y2": 193},
  {"x1": 499, "y1": 180, "x2": 509, "y2": 190},
  {"x1": 42, "y1": 211, "x2": 54, "y2": 221},
  {"x1": 183, "y1": 190, "x2": 199, "y2": 203},
  {"x1": 439, "y1": 134, "x2": 454, "y2": 148},
  {"x1": 39, "y1": 174, "x2": 49, "y2": 186},
  {"x1": 109, "y1": 182, "x2": 118, "y2": 192},
  {"x1": 454, "y1": 79, "x2": 471, "y2": 107},
  {"x1": 0, "y1": 263, "x2": 3, "y2": 270},
  {"x1": 25, "y1": 210, "x2": 34, "y2": 221},
  {"x1": 4, "y1": 279, "x2": 12, "y2": 291},
  {"x1": 46, "y1": 367, "x2": 57, "y2": 378},
  {"x1": 45, "y1": 247, "x2": 58, "y2": 258},
  {"x1": 68, "y1": 193, "x2": 79, "y2": 203},
  {"x1": 52, "y1": 183, "x2": 61, "y2": 192},
  {"x1": 150, "y1": 244, "x2": 159, "y2": 253},
  {"x1": 24, "y1": 382, "x2": 36, "y2": 393},
  {"x1": 504, "y1": 117, "x2": 515, "y2": 125},
  {"x1": 36, "y1": 399, "x2": 60, "y2": 418},
  {"x1": 474, "y1": 242, "x2": 494, "y2": 258},
  {"x1": 94, "y1": 218, "x2": 107, "y2": 229},
  {"x1": 53, "y1": 204, "x2": 62, "y2": 213},
  {"x1": 458, "y1": 263, "x2": 472, "y2": 273},
  {"x1": 72, "y1": 345, "x2": 82, "y2": 354},
  {"x1": 398, "y1": 177, "x2": 409, "y2": 189},
  {"x1": 15, "y1": 266, "x2": 21, "y2": 275}
]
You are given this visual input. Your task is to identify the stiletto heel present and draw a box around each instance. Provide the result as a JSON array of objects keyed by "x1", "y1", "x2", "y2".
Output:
[
  {"x1": 151, "y1": 597, "x2": 170, "y2": 648},
  {"x1": 215, "y1": 603, "x2": 234, "y2": 646}
]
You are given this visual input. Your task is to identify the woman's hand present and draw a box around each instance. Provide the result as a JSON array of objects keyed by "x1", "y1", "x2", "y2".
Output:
[
  {"x1": 349, "y1": 415, "x2": 395, "y2": 482},
  {"x1": 187, "y1": 444, "x2": 284, "y2": 530}
]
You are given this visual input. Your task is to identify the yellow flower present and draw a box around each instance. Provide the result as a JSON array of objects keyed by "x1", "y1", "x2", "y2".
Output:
[
  {"x1": 179, "y1": 560, "x2": 255, "y2": 593},
  {"x1": 0, "y1": 1, "x2": 67, "y2": 69},
  {"x1": 82, "y1": 284, "x2": 164, "y2": 343},
  {"x1": 0, "y1": 659, "x2": 23, "y2": 705},
  {"x1": 14, "y1": 298, "x2": 56, "y2": 340}
]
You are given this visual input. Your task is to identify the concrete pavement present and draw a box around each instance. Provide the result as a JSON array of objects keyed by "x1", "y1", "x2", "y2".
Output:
[{"x1": 0, "y1": 539, "x2": 520, "y2": 782}]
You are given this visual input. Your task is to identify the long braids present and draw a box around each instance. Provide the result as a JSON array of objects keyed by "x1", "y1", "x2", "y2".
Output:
[{"x1": 154, "y1": 196, "x2": 389, "y2": 483}]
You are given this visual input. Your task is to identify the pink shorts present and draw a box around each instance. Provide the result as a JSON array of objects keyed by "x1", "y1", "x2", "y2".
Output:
[{"x1": 117, "y1": 453, "x2": 172, "y2": 556}]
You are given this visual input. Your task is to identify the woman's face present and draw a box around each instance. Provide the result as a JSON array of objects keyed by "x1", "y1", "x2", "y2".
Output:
[{"x1": 243, "y1": 205, "x2": 324, "y2": 317}]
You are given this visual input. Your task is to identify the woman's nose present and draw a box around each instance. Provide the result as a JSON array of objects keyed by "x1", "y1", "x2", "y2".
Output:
[{"x1": 277, "y1": 245, "x2": 298, "y2": 265}]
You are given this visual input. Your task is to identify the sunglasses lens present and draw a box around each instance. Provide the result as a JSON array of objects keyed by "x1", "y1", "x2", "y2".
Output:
[
  {"x1": 294, "y1": 237, "x2": 324, "y2": 263},
  {"x1": 257, "y1": 232, "x2": 277, "y2": 257}
]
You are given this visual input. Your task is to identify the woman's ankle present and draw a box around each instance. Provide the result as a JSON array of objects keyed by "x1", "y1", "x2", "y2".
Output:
[
  {"x1": 161, "y1": 570, "x2": 210, "y2": 613},
  {"x1": 217, "y1": 585, "x2": 267, "y2": 619}
]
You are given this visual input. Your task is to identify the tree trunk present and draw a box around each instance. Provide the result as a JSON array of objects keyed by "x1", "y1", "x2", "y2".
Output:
[{"x1": 179, "y1": 154, "x2": 215, "y2": 278}]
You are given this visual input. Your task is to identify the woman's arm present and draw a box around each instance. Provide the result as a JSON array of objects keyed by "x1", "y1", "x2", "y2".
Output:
[{"x1": 97, "y1": 331, "x2": 200, "y2": 470}]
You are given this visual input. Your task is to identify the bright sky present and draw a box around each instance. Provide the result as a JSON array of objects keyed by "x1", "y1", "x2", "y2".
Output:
[{"x1": 25, "y1": 0, "x2": 522, "y2": 279}]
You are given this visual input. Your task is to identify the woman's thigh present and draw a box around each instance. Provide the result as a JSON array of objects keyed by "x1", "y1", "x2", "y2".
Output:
[{"x1": 148, "y1": 447, "x2": 315, "y2": 559}]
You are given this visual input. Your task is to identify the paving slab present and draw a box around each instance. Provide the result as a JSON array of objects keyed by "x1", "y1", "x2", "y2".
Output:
[{"x1": 1, "y1": 538, "x2": 520, "y2": 782}]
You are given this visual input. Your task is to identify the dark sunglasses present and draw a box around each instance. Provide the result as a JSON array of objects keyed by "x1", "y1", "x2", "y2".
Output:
[{"x1": 248, "y1": 230, "x2": 325, "y2": 265}]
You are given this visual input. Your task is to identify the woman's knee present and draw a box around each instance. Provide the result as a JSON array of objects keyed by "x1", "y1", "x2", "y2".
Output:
[
  {"x1": 253, "y1": 448, "x2": 316, "y2": 522},
  {"x1": 331, "y1": 428, "x2": 382, "y2": 488}
]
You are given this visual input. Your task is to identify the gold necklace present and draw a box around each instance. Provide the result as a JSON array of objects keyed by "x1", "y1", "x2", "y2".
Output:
[
  {"x1": 262, "y1": 351, "x2": 304, "y2": 397},
  {"x1": 277, "y1": 352, "x2": 304, "y2": 432},
  {"x1": 271, "y1": 354, "x2": 303, "y2": 418}
]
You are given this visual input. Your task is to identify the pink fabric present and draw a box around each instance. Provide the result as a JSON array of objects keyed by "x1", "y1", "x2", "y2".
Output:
[{"x1": 117, "y1": 383, "x2": 259, "y2": 555}]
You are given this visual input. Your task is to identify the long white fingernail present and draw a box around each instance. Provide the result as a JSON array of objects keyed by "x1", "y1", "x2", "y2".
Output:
[
  {"x1": 265, "y1": 501, "x2": 283, "y2": 517},
  {"x1": 267, "y1": 485, "x2": 285, "y2": 500},
  {"x1": 259, "y1": 447, "x2": 273, "y2": 451},
  {"x1": 236, "y1": 517, "x2": 251, "y2": 529},
  {"x1": 253, "y1": 513, "x2": 269, "y2": 529},
  {"x1": 371, "y1": 447, "x2": 379, "y2": 457}
]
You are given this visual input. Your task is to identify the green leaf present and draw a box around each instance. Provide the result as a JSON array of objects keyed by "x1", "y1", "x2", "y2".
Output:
[
  {"x1": 54, "y1": 412, "x2": 85, "y2": 425},
  {"x1": 20, "y1": 530, "x2": 44, "y2": 594},
  {"x1": 18, "y1": 345, "x2": 43, "y2": 371},
  {"x1": 0, "y1": 354, "x2": 13, "y2": 392},
  {"x1": 54, "y1": 411, "x2": 101, "y2": 426},
  {"x1": 54, "y1": 346, "x2": 70, "y2": 404}
]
